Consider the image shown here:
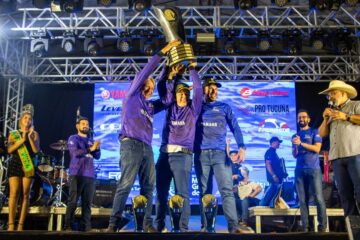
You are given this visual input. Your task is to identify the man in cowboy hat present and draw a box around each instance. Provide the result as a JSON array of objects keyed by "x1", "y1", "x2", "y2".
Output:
[{"x1": 318, "y1": 80, "x2": 360, "y2": 218}]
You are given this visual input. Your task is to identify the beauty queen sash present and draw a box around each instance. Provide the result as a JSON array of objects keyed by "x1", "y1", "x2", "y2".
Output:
[{"x1": 10, "y1": 130, "x2": 35, "y2": 177}]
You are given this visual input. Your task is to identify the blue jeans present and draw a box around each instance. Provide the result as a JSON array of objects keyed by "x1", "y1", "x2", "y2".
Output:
[
  {"x1": 109, "y1": 138, "x2": 155, "y2": 228},
  {"x1": 155, "y1": 152, "x2": 192, "y2": 231},
  {"x1": 295, "y1": 168, "x2": 327, "y2": 231},
  {"x1": 235, "y1": 195, "x2": 259, "y2": 223},
  {"x1": 194, "y1": 150, "x2": 239, "y2": 232},
  {"x1": 332, "y1": 154, "x2": 360, "y2": 217},
  {"x1": 65, "y1": 176, "x2": 95, "y2": 231},
  {"x1": 259, "y1": 183, "x2": 281, "y2": 207}
]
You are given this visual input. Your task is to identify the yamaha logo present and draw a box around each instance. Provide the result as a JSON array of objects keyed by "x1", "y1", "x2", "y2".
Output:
[{"x1": 101, "y1": 89, "x2": 110, "y2": 100}]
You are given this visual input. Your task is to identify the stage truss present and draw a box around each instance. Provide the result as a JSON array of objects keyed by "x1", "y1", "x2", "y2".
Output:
[{"x1": 0, "y1": 5, "x2": 360, "y2": 131}]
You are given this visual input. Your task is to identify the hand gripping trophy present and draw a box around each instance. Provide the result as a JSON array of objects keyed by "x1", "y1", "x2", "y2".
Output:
[{"x1": 153, "y1": 6, "x2": 196, "y2": 67}]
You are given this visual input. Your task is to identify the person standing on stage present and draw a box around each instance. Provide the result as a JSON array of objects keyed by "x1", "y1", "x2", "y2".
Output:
[
  {"x1": 260, "y1": 136, "x2": 288, "y2": 207},
  {"x1": 194, "y1": 78, "x2": 247, "y2": 233},
  {"x1": 0, "y1": 131, "x2": 6, "y2": 158},
  {"x1": 155, "y1": 61, "x2": 201, "y2": 232},
  {"x1": 7, "y1": 104, "x2": 40, "y2": 231},
  {"x1": 292, "y1": 109, "x2": 327, "y2": 232},
  {"x1": 64, "y1": 115, "x2": 101, "y2": 232},
  {"x1": 106, "y1": 40, "x2": 180, "y2": 233},
  {"x1": 318, "y1": 80, "x2": 360, "y2": 218}
]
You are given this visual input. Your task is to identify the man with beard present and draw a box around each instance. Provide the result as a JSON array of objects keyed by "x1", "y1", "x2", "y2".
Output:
[
  {"x1": 194, "y1": 78, "x2": 248, "y2": 233},
  {"x1": 292, "y1": 109, "x2": 327, "y2": 232},
  {"x1": 64, "y1": 116, "x2": 101, "y2": 231}
]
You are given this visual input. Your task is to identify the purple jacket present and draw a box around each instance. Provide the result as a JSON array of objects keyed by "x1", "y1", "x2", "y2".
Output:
[
  {"x1": 121, "y1": 54, "x2": 174, "y2": 146},
  {"x1": 68, "y1": 134, "x2": 101, "y2": 178},
  {"x1": 161, "y1": 69, "x2": 202, "y2": 151}
]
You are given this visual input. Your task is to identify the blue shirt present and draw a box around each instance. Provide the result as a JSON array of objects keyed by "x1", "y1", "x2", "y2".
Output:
[
  {"x1": 264, "y1": 147, "x2": 286, "y2": 183},
  {"x1": 195, "y1": 101, "x2": 244, "y2": 151},
  {"x1": 121, "y1": 54, "x2": 174, "y2": 146},
  {"x1": 161, "y1": 69, "x2": 202, "y2": 151},
  {"x1": 293, "y1": 128, "x2": 322, "y2": 170},
  {"x1": 68, "y1": 134, "x2": 101, "y2": 178}
]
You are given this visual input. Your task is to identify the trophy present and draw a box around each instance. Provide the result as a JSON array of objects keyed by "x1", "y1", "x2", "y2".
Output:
[
  {"x1": 202, "y1": 194, "x2": 217, "y2": 233},
  {"x1": 132, "y1": 195, "x2": 148, "y2": 232},
  {"x1": 169, "y1": 195, "x2": 184, "y2": 232},
  {"x1": 153, "y1": 7, "x2": 196, "y2": 67}
]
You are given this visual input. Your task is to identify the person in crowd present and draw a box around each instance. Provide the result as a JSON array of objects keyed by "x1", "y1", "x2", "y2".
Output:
[
  {"x1": 106, "y1": 40, "x2": 180, "y2": 233},
  {"x1": 318, "y1": 80, "x2": 360, "y2": 218},
  {"x1": 64, "y1": 115, "x2": 101, "y2": 231},
  {"x1": 7, "y1": 104, "x2": 40, "y2": 231},
  {"x1": 260, "y1": 136, "x2": 288, "y2": 207},
  {"x1": 194, "y1": 78, "x2": 248, "y2": 233},
  {"x1": 292, "y1": 109, "x2": 327, "y2": 232},
  {"x1": 155, "y1": 60, "x2": 201, "y2": 232}
]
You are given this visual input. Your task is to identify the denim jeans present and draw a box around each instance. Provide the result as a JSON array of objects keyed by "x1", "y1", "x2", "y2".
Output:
[
  {"x1": 194, "y1": 150, "x2": 239, "y2": 232},
  {"x1": 332, "y1": 154, "x2": 360, "y2": 217},
  {"x1": 109, "y1": 138, "x2": 155, "y2": 228},
  {"x1": 64, "y1": 176, "x2": 95, "y2": 231},
  {"x1": 295, "y1": 168, "x2": 327, "y2": 231},
  {"x1": 259, "y1": 183, "x2": 281, "y2": 207},
  {"x1": 234, "y1": 195, "x2": 259, "y2": 223},
  {"x1": 155, "y1": 152, "x2": 192, "y2": 231}
]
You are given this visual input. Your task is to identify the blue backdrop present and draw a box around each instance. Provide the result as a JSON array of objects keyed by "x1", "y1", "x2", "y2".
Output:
[{"x1": 93, "y1": 81, "x2": 296, "y2": 204}]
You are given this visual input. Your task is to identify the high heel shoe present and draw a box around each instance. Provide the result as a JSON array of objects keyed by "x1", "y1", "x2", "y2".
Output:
[
  {"x1": 17, "y1": 223, "x2": 24, "y2": 231},
  {"x1": 7, "y1": 223, "x2": 15, "y2": 231}
]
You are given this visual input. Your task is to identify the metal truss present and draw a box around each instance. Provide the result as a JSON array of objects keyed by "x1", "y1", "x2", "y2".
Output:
[
  {"x1": 6, "y1": 5, "x2": 360, "y2": 39},
  {"x1": 3, "y1": 77, "x2": 25, "y2": 136},
  {"x1": 23, "y1": 55, "x2": 360, "y2": 83}
]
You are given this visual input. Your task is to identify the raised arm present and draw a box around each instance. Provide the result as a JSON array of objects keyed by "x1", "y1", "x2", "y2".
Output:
[{"x1": 189, "y1": 66, "x2": 203, "y2": 116}]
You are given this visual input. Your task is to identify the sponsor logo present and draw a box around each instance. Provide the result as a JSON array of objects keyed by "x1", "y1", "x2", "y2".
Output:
[
  {"x1": 201, "y1": 122, "x2": 218, "y2": 127},
  {"x1": 100, "y1": 105, "x2": 121, "y2": 112},
  {"x1": 258, "y1": 118, "x2": 290, "y2": 133},
  {"x1": 171, "y1": 120, "x2": 185, "y2": 126},
  {"x1": 101, "y1": 89, "x2": 110, "y2": 100},
  {"x1": 101, "y1": 89, "x2": 127, "y2": 100},
  {"x1": 239, "y1": 88, "x2": 289, "y2": 98}
]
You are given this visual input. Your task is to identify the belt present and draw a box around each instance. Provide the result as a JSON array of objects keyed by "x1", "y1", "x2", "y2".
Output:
[
  {"x1": 200, "y1": 149, "x2": 224, "y2": 153},
  {"x1": 161, "y1": 145, "x2": 193, "y2": 155}
]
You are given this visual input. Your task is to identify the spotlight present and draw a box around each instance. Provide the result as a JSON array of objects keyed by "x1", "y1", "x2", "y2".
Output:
[
  {"x1": 84, "y1": 30, "x2": 103, "y2": 56},
  {"x1": 144, "y1": 43, "x2": 154, "y2": 56},
  {"x1": 117, "y1": 34, "x2": 132, "y2": 53},
  {"x1": 309, "y1": 29, "x2": 325, "y2": 50},
  {"x1": 97, "y1": 0, "x2": 115, "y2": 6},
  {"x1": 309, "y1": 0, "x2": 328, "y2": 10},
  {"x1": 50, "y1": 0, "x2": 83, "y2": 13},
  {"x1": 233, "y1": 0, "x2": 257, "y2": 10},
  {"x1": 328, "y1": 0, "x2": 341, "y2": 10},
  {"x1": 128, "y1": 0, "x2": 152, "y2": 12},
  {"x1": 224, "y1": 41, "x2": 235, "y2": 55},
  {"x1": 30, "y1": 31, "x2": 49, "y2": 58},
  {"x1": 257, "y1": 30, "x2": 272, "y2": 51},
  {"x1": 282, "y1": 29, "x2": 302, "y2": 54},
  {"x1": 344, "y1": 0, "x2": 358, "y2": 6},
  {"x1": 61, "y1": 32, "x2": 76, "y2": 53},
  {"x1": 332, "y1": 28, "x2": 353, "y2": 54},
  {"x1": 271, "y1": 0, "x2": 289, "y2": 7}
]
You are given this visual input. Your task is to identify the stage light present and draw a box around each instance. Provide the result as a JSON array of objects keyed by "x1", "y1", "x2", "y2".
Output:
[
  {"x1": 143, "y1": 43, "x2": 154, "y2": 56},
  {"x1": 233, "y1": 0, "x2": 257, "y2": 10},
  {"x1": 30, "y1": 31, "x2": 49, "y2": 58},
  {"x1": 332, "y1": 28, "x2": 353, "y2": 54},
  {"x1": 84, "y1": 30, "x2": 103, "y2": 56},
  {"x1": 309, "y1": 29, "x2": 325, "y2": 50},
  {"x1": 97, "y1": 0, "x2": 115, "y2": 6},
  {"x1": 344, "y1": 0, "x2": 358, "y2": 6},
  {"x1": 328, "y1": 0, "x2": 341, "y2": 10},
  {"x1": 309, "y1": 0, "x2": 328, "y2": 10},
  {"x1": 224, "y1": 41, "x2": 235, "y2": 55},
  {"x1": 61, "y1": 32, "x2": 76, "y2": 53},
  {"x1": 271, "y1": 0, "x2": 289, "y2": 7},
  {"x1": 117, "y1": 39, "x2": 131, "y2": 53},
  {"x1": 0, "y1": 0, "x2": 17, "y2": 14},
  {"x1": 128, "y1": 0, "x2": 152, "y2": 12},
  {"x1": 257, "y1": 30, "x2": 272, "y2": 51},
  {"x1": 50, "y1": 0, "x2": 83, "y2": 13},
  {"x1": 196, "y1": 33, "x2": 216, "y2": 43},
  {"x1": 282, "y1": 29, "x2": 302, "y2": 54}
]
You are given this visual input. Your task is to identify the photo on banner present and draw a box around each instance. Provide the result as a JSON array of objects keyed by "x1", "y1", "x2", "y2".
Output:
[{"x1": 93, "y1": 81, "x2": 296, "y2": 204}]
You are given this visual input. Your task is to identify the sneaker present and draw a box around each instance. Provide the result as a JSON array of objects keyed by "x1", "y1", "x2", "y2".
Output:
[{"x1": 104, "y1": 225, "x2": 117, "y2": 233}]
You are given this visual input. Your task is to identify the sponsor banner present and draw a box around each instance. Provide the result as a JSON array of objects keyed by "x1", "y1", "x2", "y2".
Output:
[{"x1": 94, "y1": 82, "x2": 296, "y2": 204}]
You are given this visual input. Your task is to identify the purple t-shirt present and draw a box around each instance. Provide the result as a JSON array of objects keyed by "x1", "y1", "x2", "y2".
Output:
[
  {"x1": 161, "y1": 70, "x2": 202, "y2": 151},
  {"x1": 121, "y1": 54, "x2": 174, "y2": 146},
  {"x1": 68, "y1": 134, "x2": 101, "y2": 178}
]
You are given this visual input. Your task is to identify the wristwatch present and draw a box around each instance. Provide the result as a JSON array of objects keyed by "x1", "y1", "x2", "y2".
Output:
[{"x1": 346, "y1": 114, "x2": 352, "y2": 122}]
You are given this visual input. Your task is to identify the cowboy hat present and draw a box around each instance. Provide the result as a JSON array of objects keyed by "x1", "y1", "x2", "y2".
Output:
[{"x1": 319, "y1": 80, "x2": 357, "y2": 99}]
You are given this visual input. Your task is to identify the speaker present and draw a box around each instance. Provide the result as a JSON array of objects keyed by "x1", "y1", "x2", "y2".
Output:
[
  {"x1": 346, "y1": 215, "x2": 360, "y2": 240},
  {"x1": 93, "y1": 179, "x2": 117, "y2": 208}
]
